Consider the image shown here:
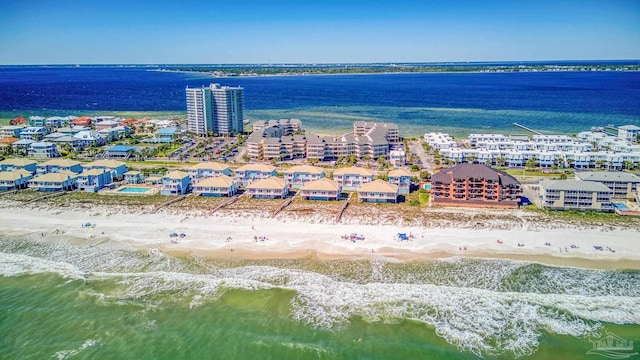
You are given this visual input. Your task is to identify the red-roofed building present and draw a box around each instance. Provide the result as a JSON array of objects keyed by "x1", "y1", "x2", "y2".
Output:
[
  {"x1": 0, "y1": 137, "x2": 20, "y2": 145},
  {"x1": 119, "y1": 118, "x2": 138, "y2": 127},
  {"x1": 71, "y1": 116, "x2": 92, "y2": 127},
  {"x1": 10, "y1": 117, "x2": 27, "y2": 125},
  {"x1": 430, "y1": 163, "x2": 521, "y2": 208}
]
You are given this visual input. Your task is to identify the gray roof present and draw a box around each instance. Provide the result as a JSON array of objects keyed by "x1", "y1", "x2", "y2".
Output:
[
  {"x1": 618, "y1": 125, "x2": 640, "y2": 130},
  {"x1": 432, "y1": 163, "x2": 520, "y2": 186},
  {"x1": 575, "y1": 171, "x2": 640, "y2": 183},
  {"x1": 540, "y1": 179, "x2": 612, "y2": 193},
  {"x1": 53, "y1": 136, "x2": 79, "y2": 142}
]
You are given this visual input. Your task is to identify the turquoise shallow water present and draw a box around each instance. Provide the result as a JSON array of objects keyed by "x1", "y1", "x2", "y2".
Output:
[
  {"x1": 246, "y1": 105, "x2": 640, "y2": 138},
  {"x1": 1, "y1": 236, "x2": 639, "y2": 359}
]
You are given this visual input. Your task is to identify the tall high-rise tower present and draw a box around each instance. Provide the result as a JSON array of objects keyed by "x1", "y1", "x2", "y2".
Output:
[{"x1": 185, "y1": 83, "x2": 244, "y2": 136}]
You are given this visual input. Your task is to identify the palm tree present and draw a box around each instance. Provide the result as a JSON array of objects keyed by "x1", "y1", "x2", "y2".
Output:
[{"x1": 524, "y1": 157, "x2": 537, "y2": 175}]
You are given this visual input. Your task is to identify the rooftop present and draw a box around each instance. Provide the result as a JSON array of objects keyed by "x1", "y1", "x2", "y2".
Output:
[
  {"x1": 0, "y1": 158, "x2": 37, "y2": 167},
  {"x1": 235, "y1": 164, "x2": 277, "y2": 173},
  {"x1": 0, "y1": 169, "x2": 32, "y2": 181},
  {"x1": 333, "y1": 166, "x2": 374, "y2": 176},
  {"x1": 194, "y1": 175, "x2": 235, "y2": 188},
  {"x1": 84, "y1": 159, "x2": 127, "y2": 169},
  {"x1": 300, "y1": 177, "x2": 340, "y2": 192},
  {"x1": 540, "y1": 179, "x2": 612, "y2": 192},
  {"x1": 358, "y1": 179, "x2": 398, "y2": 193},
  {"x1": 431, "y1": 163, "x2": 520, "y2": 186},
  {"x1": 189, "y1": 162, "x2": 230, "y2": 171},
  {"x1": 575, "y1": 171, "x2": 640, "y2": 183},
  {"x1": 388, "y1": 168, "x2": 413, "y2": 177},
  {"x1": 38, "y1": 158, "x2": 81, "y2": 167},
  {"x1": 163, "y1": 170, "x2": 190, "y2": 180},
  {"x1": 283, "y1": 165, "x2": 324, "y2": 175},
  {"x1": 30, "y1": 170, "x2": 79, "y2": 183},
  {"x1": 246, "y1": 176, "x2": 286, "y2": 190}
]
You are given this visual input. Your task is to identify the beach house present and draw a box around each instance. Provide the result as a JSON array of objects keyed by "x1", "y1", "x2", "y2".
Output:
[
  {"x1": 357, "y1": 179, "x2": 399, "y2": 203},
  {"x1": 52, "y1": 136, "x2": 83, "y2": 151},
  {"x1": 77, "y1": 168, "x2": 112, "y2": 192},
  {"x1": 234, "y1": 164, "x2": 277, "y2": 187},
  {"x1": 94, "y1": 119, "x2": 119, "y2": 131},
  {"x1": 145, "y1": 175, "x2": 163, "y2": 185},
  {"x1": 82, "y1": 159, "x2": 128, "y2": 181},
  {"x1": 188, "y1": 162, "x2": 231, "y2": 181},
  {"x1": 283, "y1": 165, "x2": 324, "y2": 189},
  {"x1": 73, "y1": 130, "x2": 106, "y2": 147},
  {"x1": 0, "y1": 126, "x2": 23, "y2": 139},
  {"x1": 19, "y1": 127, "x2": 47, "y2": 141},
  {"x1": 28, "y1": 116, "x2": 45, "y2": 127},
  {"x1": 71, "y1": 116, "x2": 92, "y2": 127},
  {"x1": 193, "y1": 175, "x2": 238, "y2": 197},
  {"x1": 388, "y1": 168, "x2": 413, "y2": 194},
  {"x1": 12, "y1": 139, "x2": 34, "y2": 155},
  {"x1": 155, "y1": 127, "x2": 180, "y2": 143},
  {"x1": 538, "y1": 179, "x2": 613, "y2": 212},
  {"x1": 36, "y1": 159, "x2": 83, "y2": 175},
  {"x1": 28, "y1": 170, "x2": 78, "y2": 191},
  {"x1": 299, "y1": 178, "x2": 342, "y2": 201},
  {"x1": 104, "y1": 145, "x2": 135, "y2": 159},
  {"x1": 123, "y1": 171, "x2": 144, "y2": 184},
  {"x1": 245, "y1": 177, "x2": 288, "y2": 199},
  {"x1": 160, "y1": 170, "x2": 191, "y2": 195},
  {"x1": 0, "y1": 170, "x2": 33, "y2": 190},
  {"x1": 0, "y1": 158, "x2": 37, "y2": 173},
  {"x1": 28, "y1": 142, "x2": 60, "y2": 158},
  {"x1": 332, "y1": 166, "x2": 374, "y2": 191},
  {"x1": 430, "y1": 164, "x2": 521, "y2": 208}
]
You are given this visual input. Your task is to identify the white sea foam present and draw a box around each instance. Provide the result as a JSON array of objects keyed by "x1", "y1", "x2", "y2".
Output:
[
  {"x1": 0, "y1": 252, "x2": 85, "y2": 280},
  {"x1": 3, "y1": 239, "x2": 639, "y2": 358},
  {"x1": 53, "y1": 339, "x2": 99, "y2": 359}
]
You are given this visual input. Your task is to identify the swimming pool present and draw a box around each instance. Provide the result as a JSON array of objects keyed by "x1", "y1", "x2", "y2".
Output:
[
  {"x1": 612, "y1": 203, "x2": 629, "y2": 211},
  {"x1": 117, "y1": 187, "x2": 152, "y2": 194}
]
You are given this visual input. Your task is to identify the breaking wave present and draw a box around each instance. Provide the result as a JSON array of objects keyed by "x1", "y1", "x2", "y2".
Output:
[{"x1": 1, "y1": 237, "x2": 639, "y2": 358}]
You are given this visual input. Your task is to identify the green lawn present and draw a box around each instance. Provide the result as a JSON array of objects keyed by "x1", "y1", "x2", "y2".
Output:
[{"x1": 419, "y1": 191, "x2": 430, "y2": 207}]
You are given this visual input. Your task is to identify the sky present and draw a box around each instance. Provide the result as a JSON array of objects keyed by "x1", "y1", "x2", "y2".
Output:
[{"x1": 0, "y1": 0, "x2": 639, "y2": 64}]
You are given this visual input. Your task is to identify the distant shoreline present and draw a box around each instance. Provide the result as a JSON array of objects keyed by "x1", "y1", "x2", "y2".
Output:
[{"x1": 152, "y1": 63, "x2": 640, "y2": 78}]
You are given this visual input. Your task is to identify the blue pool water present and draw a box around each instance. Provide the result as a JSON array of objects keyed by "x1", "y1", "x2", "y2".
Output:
[
  {"x1": 612, "y1": 203, "x2": 629, "y2": 210},
  {"x1": 117, "y1": 187, "x2": 151, "y2": 194}
]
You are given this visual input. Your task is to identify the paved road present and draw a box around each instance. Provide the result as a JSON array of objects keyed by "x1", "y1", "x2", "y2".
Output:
[{"x1": 407, "y1": 140, "x2": 435, "y2": 174}]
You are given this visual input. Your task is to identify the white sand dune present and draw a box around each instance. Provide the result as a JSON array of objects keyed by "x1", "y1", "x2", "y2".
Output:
[{"x1": 1, "y1": 201, "x2": 638, "y2": 269}]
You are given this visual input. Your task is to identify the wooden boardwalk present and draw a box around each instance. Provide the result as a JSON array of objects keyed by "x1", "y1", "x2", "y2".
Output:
[
  {"x1": 24, "y1": 191, "x2": 66, "y2": 204},
  {"x1": 152, "y1": 194, "x2": 189, "y2": 213},
  {"x1": 208, "y1": 194, "x2": 242, "y2": 215},
  {"x1": 272, "y1": 193, "x2": 297, "y2": 218},
  {"x1": 335, "y1": 192, "x2": 353, "y2": 224}
]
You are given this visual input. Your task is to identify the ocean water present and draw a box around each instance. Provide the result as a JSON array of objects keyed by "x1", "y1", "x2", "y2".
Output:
[
  {"x1": 0, "y1": 66, "x2": 639, "y2": 136},
  {"x1": 1, "y1": 236, "x2": 639, "y2": 359}
]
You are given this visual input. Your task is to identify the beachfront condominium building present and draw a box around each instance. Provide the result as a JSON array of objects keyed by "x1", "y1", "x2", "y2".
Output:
[
  {"x1": 430, "y1": 163, "x2": 521, "y2": 208},
  {"x1": 186, "y1": 83, "x2": 244, "y2": 136},
  {"x1": 538, "y1": 179, "x2": 613, "y2": 212},
  {"x1": 574, "y1": 171, "x2": 640, "y2": 200}
]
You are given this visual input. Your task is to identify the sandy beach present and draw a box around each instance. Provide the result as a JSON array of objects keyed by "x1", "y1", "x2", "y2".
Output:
[{"x1": 1, "y1": 200, "x2": 638, "y2": 270}]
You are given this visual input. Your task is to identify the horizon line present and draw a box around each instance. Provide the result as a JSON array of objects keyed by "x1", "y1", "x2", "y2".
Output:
[{"x1": 1, "y1": 59, "x2": 639, "y2": 67}]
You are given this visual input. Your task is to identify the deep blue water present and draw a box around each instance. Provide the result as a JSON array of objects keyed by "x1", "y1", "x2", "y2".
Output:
[{"x1": 0, "y1": 66, "x2": 638, "y2": 135}]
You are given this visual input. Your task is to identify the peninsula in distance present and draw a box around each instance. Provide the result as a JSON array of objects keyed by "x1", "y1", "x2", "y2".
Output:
[{"x1": 151, "y1": 60, "x2": 640, "y2": 77}]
